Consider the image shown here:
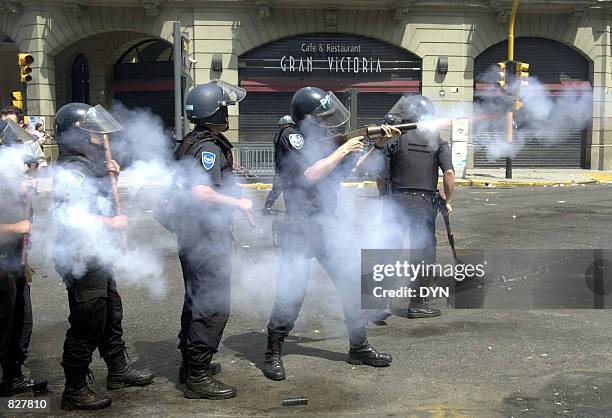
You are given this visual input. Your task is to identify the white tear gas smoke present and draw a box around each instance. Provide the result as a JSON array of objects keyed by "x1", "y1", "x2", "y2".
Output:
[
  {"x1": 38, "y1": 103, "x2": 179, "y2": 297},
  {"x1": 470, "y1": 65, "x2": 594, "y2": 160},
  {"x1": 51, "y1": 167, "x2": 166, "y2": 296}
]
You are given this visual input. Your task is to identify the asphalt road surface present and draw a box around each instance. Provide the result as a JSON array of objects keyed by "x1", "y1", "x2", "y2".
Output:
[{"x1": 13, "y1": 184, "x2": 612, "y2": 417}]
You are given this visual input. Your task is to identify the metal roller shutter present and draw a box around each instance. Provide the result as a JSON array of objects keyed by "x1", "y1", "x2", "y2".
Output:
[
  {"x1": 356, "y1": 92, "x2": 406, "y2": 127},
  {"x1": 473, "y1": 131, "x2": 586, "y2": 168},
  {"x1": 238, "y1": 92, "x2": 292, "y2": 142},
  {"x1": 114, "y1": 91, "x2": 174, "y2": 127},
  {"x1": 473, "y1": 37, "x2": 590, "y2": 168}
]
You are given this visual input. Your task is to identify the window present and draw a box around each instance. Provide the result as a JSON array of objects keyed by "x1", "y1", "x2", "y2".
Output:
[
  {"x1": 117, "y1": 40, "x2": 173, "y2": 64},
  {"x1": 71, "y1": 54, "x2": 90, "y2": 104}
]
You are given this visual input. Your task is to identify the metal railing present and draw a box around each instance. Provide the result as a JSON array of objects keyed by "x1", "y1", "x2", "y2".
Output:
[{"x1": 232, "y1": 142, "x2": 276, "y2": 177}]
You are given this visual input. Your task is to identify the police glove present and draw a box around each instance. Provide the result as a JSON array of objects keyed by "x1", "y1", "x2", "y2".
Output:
[{"x1": 374, "y1": 125, "x2": 402, "y2": 149}]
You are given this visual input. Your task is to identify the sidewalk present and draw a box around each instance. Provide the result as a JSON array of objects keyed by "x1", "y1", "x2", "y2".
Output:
[
  {"x1": 245, "y1": 168, "x2": 612, "y2": 189},
  {"x1": 457, "y1": 168, "x2": 612, "y2": 187}
]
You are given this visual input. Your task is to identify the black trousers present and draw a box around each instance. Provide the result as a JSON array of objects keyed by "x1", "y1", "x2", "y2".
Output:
[
  {"x1": 264, "y1": 174, "x2": 283, "y2": 209},
  {"x1": 383, "y1": 191, "x2": 438, "y2": 304},
  {"x1": 177, "y1": 227, "x2": 232, "y2": 365},
  {"x1": 0, "y1": 266, "x2": 31, "y2": 380},
  {"x1": 61, "y1": 267, "x2": 126, "y2": 370},
  {"x1": 267, "y1": 214, "x2": 368, "y2": 347}
]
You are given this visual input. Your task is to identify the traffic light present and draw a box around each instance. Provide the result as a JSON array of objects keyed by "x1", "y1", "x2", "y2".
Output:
[
  {"x1": 18, "y1": 53, "x2": 34, "y2": 83},
  {"x1": 516, "y1": 61, "x2": 529, "y2": 88},
  {"x1": 10, "y1": 91, "x2": 23, "y2": 109},
  {"x1": 494, "y1": 61, "x2": 507, "y2": 89}
]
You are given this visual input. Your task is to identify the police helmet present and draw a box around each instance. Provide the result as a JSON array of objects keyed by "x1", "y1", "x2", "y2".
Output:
[
  {"x1": 55, "y1": 103, "x2": 123, "y2": 159},
  {"x1": 54, "y1": 102, "x2": 91, "y2": 139},
  {"x1": 290, "y1": 87, "x2": 350, "y2": 128},
  {"x1": 278, "y1": 115, "x2": 295, "y2": 127},
  {"x1": 408, "y1": 95, "x2": 435, "y2": 121},
  {"x1": 382, "y1": 114, "x2": 400, "y2": 125},
  {"x1": 388, "y1": 95, "x2": 435, "y2": 123},
  {"x1": 185, "y1": 80, "x2": 246, "y2": 127}
]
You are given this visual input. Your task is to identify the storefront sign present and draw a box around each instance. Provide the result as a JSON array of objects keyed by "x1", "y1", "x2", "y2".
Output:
[
  {"x1": 239, "y1": 33, "x2": 421, "y2": 80},
  {"x1": 280, "y1": 54, "x2": 382, "y2": 73}
]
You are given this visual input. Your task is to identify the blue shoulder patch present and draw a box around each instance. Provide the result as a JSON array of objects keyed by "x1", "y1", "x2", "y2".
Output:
[{"x1": 201, "y1": 151, "x2": 216, "y2": 171}]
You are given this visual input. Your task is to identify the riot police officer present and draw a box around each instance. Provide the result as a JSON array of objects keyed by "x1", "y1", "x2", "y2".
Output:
[
  {"x1": 262, "y1": 115, "x2": 294, "y2": 215},
  {"x1": 172, "y1": 80, "x2": 253, "y2": 399},
  {"x1": 53, "y1": 103, "x2": 154, "y2": 410},
  {"x1": 0, "y1": 120, "x2": 47, "y2": 397},
  {"x1": 357, "y1": 95, "x2": 455, "y2": 318},
  {"x1": 262, "y1": 87, "x2": 392, "y2": 381}
]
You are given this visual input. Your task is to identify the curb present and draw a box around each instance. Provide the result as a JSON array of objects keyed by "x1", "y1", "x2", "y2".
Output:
[{"x1": 240, "y1": 179, "x2": 604, "y2": 189}]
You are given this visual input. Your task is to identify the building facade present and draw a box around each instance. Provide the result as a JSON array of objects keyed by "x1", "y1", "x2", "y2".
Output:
[{"x1": 1, "y1": 0, "x2": 611, "y2": 169}]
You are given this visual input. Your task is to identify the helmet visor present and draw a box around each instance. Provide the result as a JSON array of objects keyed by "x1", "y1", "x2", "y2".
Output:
[
  {"x1": 306, "y1": 92, "x2": 350, "y2": 128},
  {"x1": 388, "y1": 96, "x2": 412, "y2": 118},
  {"x1": 0, "y1": 120, "x2": 34, "y2": 144},
  {"x1": 77, "y1": 104, "x2": 123, "y2": 134},
  {"x1": 216, "y1": 80, "x2": 246, "y2": 106}
]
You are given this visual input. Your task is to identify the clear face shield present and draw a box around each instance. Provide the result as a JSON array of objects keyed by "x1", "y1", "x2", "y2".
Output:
[
  {"x1": 217, "y1": 80, "x2": 246, "y2": 106},
  {"x1": 0, "y1": 120, "x2": 39, "y2": 166},
  {"x1": 387, "y1": 96, "x2": 412, "y2": 121},
  {"x1": 0, "y1": 119, "x2": 34, "y2": 145},
  {"x1": 76, "y1": 104, "x2": 124, "y2": 135},
  {"x1": 304, "y1": 92, "x2": 350, "y2": 129},
  {"x1": 199, "y1": 80, "x2": 247, "y2": 119}
]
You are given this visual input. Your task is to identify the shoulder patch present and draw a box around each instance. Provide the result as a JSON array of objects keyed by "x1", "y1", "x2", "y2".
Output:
[
  {"x1": 201, "y1": 151, "x2": 216, "y2": 171},
  {"x1": 67, "y1": 170, "x2": 86, "y2": 189},
  {"x1": 288, "y1": 134, "x2": 304, "y2": 150}
]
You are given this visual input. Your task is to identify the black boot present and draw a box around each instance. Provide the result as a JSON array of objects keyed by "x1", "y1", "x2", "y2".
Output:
[
  {"x1": 262, "y1": 206, "x2": 274, "y2": 216},
  {"x1": 263, "y1": 340, "x2": 285, "y2": 381},
  {"x1": 348, "y1": 341, "x2": 392, "y2": 367},
  {"x1": 367, "y1": 310, "x2": 391, "y2": 326},
  {"x1": 184, "y1": 357, "x2": 236, "y2": 400},
  {"x1": 1, "y1": 361, "x2": 47, "y2": 396},
  {"x1": 11, "y1": 375, "x2": 48, "y2": 396},
  {"x1": 61, "y1": 368, "x2": 111, "y2": 411},
  {"x1": 179, "y1": 350, "x2": 221, "y2": 384},
  {"x1": 393, "y1": 297, "x2": 441, "y2": 318},
  {"x1": 106, "y1": 351, "x2": 155, "y2": 390}
]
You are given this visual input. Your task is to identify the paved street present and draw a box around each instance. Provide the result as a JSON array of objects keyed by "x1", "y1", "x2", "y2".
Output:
[{"x1": 18, "y1": 184, "x2": 612, "y2": 417}]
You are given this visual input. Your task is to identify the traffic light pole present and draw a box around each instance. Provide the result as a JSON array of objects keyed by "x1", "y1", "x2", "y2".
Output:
[
  {"x1": 22, "y1": 82, "x2": 28, "y2": 115},
  {"x1": 173, "y1": 21, "x2": 183, "y2": 142},
  {"x1": 505, "y1": 0, "x2": 520, "y2": 179}
]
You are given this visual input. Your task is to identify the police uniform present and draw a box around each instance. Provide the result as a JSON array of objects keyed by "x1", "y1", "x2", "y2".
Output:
[
  {"x1": 52, "y1": 102, "x2": 153, "y2": 411},
  {"x1": 263, "y1": 127, "x2": 287, "y2": 211},
  {"x1": 53, "y1": 156, "x2": 127, "y2": 380},
  {"x1": 174, "y1": 126, "x2": 236, "y2": 373},
  {"x1": 0, "y1": 125, "x2": 46, "y2": 396},
  {"x1": 267, "y1": 125, "x2": 367, "y2": 347},
  {"x1": 382, "y1": 130, "x2": 453, "y2": 306},
  {"x1": 0, "y1": 172, "x2": 31, "y2": 387}
]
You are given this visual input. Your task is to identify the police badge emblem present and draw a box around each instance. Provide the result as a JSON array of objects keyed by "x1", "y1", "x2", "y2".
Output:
[
  {"x1": 288, "y1": 134, "x2": 304, "y2": 150},
  {"x1": 202, "y1": 151, "x2": 216, "y2": 171}
]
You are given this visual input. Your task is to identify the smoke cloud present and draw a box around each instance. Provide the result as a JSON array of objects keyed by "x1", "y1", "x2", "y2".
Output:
[{"x1": 470, "y1": 65, "x2": 594, "y2": 160}]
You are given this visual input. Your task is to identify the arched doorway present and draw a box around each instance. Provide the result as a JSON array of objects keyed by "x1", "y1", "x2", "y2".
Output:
[
  {"x1": 238, "y1": 33, "x2": 422, "y2": 141},
  {"x1": 71, "y1": 54, "x2": 90, "y2": 103},
  {"x1": 473, "y1": 37, "x2": 592, "y2": 168},
  {"x1": 112, "y1": 39, "x2": 174, "y2": 126}
]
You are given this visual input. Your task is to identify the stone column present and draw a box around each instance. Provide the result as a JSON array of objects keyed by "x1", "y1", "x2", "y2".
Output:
[{"x1": 590, "y1": 18, "x2": 612, "y2": 170}]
